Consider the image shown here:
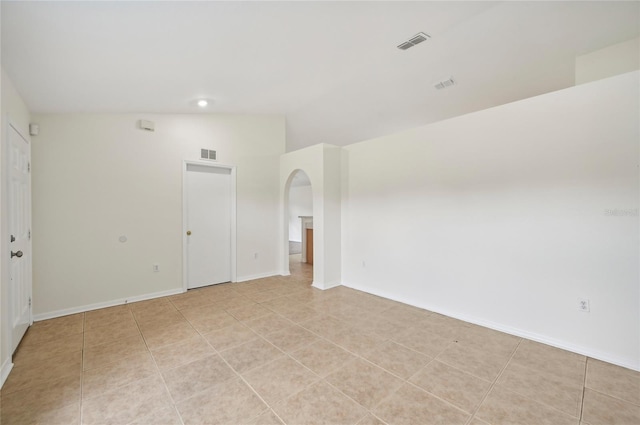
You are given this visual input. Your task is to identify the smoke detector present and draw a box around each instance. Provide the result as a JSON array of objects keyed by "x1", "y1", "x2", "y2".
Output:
[
  {"x1": 434, "y1": 77, "x2": 455, "y2": 90},
  {"x1": 397, "y1": 32, "x2": 430, "y2": 50}
]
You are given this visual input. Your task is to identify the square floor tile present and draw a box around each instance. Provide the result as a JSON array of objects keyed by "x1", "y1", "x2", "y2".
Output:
[
  {"x1": 325, "y1": 358, "x2": 404, "y2": 410},
  {"x1": 82, "y1": 351, "x2": 159, "y2": 400},
  {"x1": 245, "y1": 409, "x2": 285, "y2": 425},
  {"x1": 510, "y1": 340, "x2": 586, "y2": 386},
  {"x1": 83, "y1": 334, "x2": 148, "y2": 371},
  {"x1": 202, "y1": 322, "x2": 258, "y2": 351},
  {"x1": 227, "y1": 303, "x2": 272, "y2": 321},
  {"x1": 81, "y1": 375, "x2": 172, "y2": 425},
  {"x1": 362, "y1": 340, "x2": 431, "y2": 379},
  {"x1": 85, "y1": 307, "x2": 135, "y2": 330},
  {"x1": 0, "y1": 374, "x2": 80, "y2": 422},
  {"x1": 585, "y1": 358, "x2": 640, "y2": 405},
  {"x1": 497, "y1": 360, "x2": 584, "y2": 417},
  {"x1": 242, "y1": 356, "x2": 319, "y2": 405},
  {"x1": 475, "y1": 385, "x2": 578, "y2": 425},
  {"x1": 437, "y1": 342, "x2": 511, "y2": 382},
  {"x1": 84, "y1": 320, "x2": 141, "y2": 348},
  {"x1": 128, "y1": 406, "x2": 183, "y2": 425},
  {"x1": 582, "y1": 388, "x2": 640, "y2": 425},
  {"x1": 150, "y1": 335, "x2": 215, "y2": 370},
  {"x1": 181, "y1": 307, "x2": 237, "y2": 333},
  {"x1": 161, "y1": 354, "x2": 236, "y2": 402},
  {"x1": 273, "y1": 381, "x2": 368, "y2": 425},
  {"x1": 176, "y1": 378, "x2": 268, "y2": 425},
  {"x1": 243, "y1": 313, "x2": 294, "y2": 336},
  {"x1": 391, "y1": 326, "x2": 452, "y2": 358},
  {"x1": 13, "y1": 333, "x2": 83, "y2": 366},
  {"x1": 409, "y1": 360, "x2": 492, "y2": 413},
  {"x1": 140, "y1": 320, "x2": 199, "y2": 350},
  {"x1": 290, "y1": 339, "x2": 357, "y2": 377},
  {"x1": 3, "y1": 350, "x2": 82, "y2": 394},
  {"x1": 328, "y1": 329, "x2": 386, "y2": 357},
  {"x1": 264, "y1": 324, "x2": 319, "y2": 353},
  {"x1": 219, "y1": 338, "x2": 284, "y2": 374},
  {"x1": 373, "y1": 382, "x2": 470, "y2": 425}
]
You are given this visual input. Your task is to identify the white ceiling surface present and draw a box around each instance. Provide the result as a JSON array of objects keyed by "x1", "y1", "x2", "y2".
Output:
[{"x1": 2, "y1": 1, "x2": 639, "y2": 151}]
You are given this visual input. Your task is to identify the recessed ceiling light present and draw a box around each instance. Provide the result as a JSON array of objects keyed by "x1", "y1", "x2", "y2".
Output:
[{"x1": 197, "y1": 99, "x2": 208, "y2": 107}]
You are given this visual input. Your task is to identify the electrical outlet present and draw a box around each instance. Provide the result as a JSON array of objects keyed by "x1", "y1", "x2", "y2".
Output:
[
  {"x1": 578, "y1": 298, "x2": 590, "y2": 312},
  {"x1": 153, "y1": 264, "x2": 160, "y2": 272}
]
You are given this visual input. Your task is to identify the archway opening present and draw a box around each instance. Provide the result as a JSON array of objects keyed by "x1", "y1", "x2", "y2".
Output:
[{"x1": 286, "y1": 169, "x2": 313, "y2": 282}]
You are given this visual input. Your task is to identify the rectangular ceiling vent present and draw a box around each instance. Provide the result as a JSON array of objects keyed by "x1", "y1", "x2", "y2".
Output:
[
  {"x1": 434, "y1": 77, "x2": 455, "y2": 90},
  {"x1": 397, "y1": 32, "x2": 430, "y2": 50},
  {"x1": 200, "y1": 149, "x2": 217, "y2": 161}
]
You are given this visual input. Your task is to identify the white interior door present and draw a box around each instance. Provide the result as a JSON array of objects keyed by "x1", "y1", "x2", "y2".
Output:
[
  {"x1": 8, "y1": 124, "x2": 32, "y2": 353},
  {"x1": 185, "y1": 163, "x2": 232, "y2": 289}
]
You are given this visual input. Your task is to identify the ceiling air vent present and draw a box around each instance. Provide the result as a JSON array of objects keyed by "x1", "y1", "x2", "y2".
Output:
[
  {"x1": 397, "y1": 32, "x2": 430, "y2": 50},
  {"x1": 434, "y1": 77, "x2": 455, "y2": 90}
]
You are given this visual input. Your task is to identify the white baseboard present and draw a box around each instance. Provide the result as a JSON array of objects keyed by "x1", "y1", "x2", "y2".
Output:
[
  {"x1": 235, "y1": 271, "x2": 280, "y2": 283},
  {"x1": 342, "y1": 280, "x2": 640, "y2": 372},
  {"x1": 32, "y1": 287, "x2": 184, "y2": 322},
  {"x1": 312, "y1": 280, "x2": 342, "y2": 291},
  {"x1": 1, "y1": 357, "x2": 13, "y2": 389}
]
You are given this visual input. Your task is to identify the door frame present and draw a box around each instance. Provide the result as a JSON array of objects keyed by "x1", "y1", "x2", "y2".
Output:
[
  {"x1": 182, "y1": 160, "x2": 237, "y2": 292},
  {"x1": 3, "y1": 117, "x2": 33, "y2": 356}
]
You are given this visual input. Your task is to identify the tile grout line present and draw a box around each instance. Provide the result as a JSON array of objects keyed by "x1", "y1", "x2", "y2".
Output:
[
  {"x1": 465, "y1": 338, "x2": 591, "y2": 423},
  {"x1": 579, "y1": 358, "x2": 589, "y2": 423},
  {"x1": 170, "y1": 296, "x2": 295, "y2": 423},
  {"x1": 199, "y1": 320, "x2": 285, "y2": 424},
  {"x1": 281, "y1": 311, "x2": 471, "y2": 423},
  {"x1": 132, "y1": 299, "x2": 186, "y2": 425},
  {"x1": 463, "y1": 337, "x2": 523, "y2": 425},
  {"x1": 210, "y1": 294, "x2": 386, "y2": 424},
  {"x1": 27, "y1": 276, "x2": 634, "y2": 425},
  {"x1": 79, "y1": 312, "x2": 86, "y2": 425}
]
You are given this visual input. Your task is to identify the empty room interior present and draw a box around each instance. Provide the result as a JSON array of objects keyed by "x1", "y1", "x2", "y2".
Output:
[{"x1": 0, "y1": 1, "x2": 639, "y2": 424}]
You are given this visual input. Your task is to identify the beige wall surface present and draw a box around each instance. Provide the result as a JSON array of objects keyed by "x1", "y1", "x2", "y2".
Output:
[{"x1": 31, "y1": 113, "x2": 285, "y2": 318}]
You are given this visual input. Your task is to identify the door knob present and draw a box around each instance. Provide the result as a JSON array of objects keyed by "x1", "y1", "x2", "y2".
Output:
[
  {"x1": 186, "y1": 230, "x2": 192, "y2": 236},
  {"x1": 11, "y1": 250, "x2": 23, "y2": 258}
]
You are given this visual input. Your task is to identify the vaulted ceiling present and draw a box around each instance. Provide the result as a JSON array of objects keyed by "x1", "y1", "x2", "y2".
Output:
[{"x1": 2, "y1": 1, "x2": 638, "y2": 151}]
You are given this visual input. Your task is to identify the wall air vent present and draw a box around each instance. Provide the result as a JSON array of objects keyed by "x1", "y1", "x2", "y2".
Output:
[
  {"x1": 138, "y1": 119, "x2": 155, "y2": 131},
  {"x1": 200, "y1": 149, "x2": 217, "y2": 161},
  {"x1": 434, "y1": 77, "x2": 455, "y2": 90},
  {"x1": 397, "y1": 32, "x2": 430, "y2": 50}
]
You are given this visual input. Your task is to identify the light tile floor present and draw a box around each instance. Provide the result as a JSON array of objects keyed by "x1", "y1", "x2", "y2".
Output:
[{"x1": 1, "y1": 255, "x2": 638, "y2": 424}]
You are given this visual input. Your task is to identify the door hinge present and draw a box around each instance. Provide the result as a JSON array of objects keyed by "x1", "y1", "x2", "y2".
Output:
[
  {"x1": 28, "y1": 162, "x2": 31, "y2": 173},
  {"x1": 29, "y1": 297, "x2": 32, "y2": 307},
  {"x1": 28, "y1": 230, "x2": 31, "y2": 240}
]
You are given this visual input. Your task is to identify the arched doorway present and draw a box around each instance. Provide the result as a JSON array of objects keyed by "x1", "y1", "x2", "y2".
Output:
[{"x1": 285, "y1": 170, "x2": 313, "y2": 283}]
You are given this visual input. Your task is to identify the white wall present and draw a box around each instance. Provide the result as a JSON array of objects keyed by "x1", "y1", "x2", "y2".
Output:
[
  {"x1": 31, "y1": 114, "x2": 285, "y2": 318},
  {"x1": 280, "y1": 144, "x2": 342, "y2": 289},
  {"x1": 343, "y1": 72, "x2": 639, "y2": 370},
  {"x1": 288, "y1": 184, "x2": 312, "y2": 242},
  {"x1": 1, "y1": 68, "x2": 32, "y2": 384},
  {"x1": 576, "y1": 37, "x2": 639, "y2": 85}
]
